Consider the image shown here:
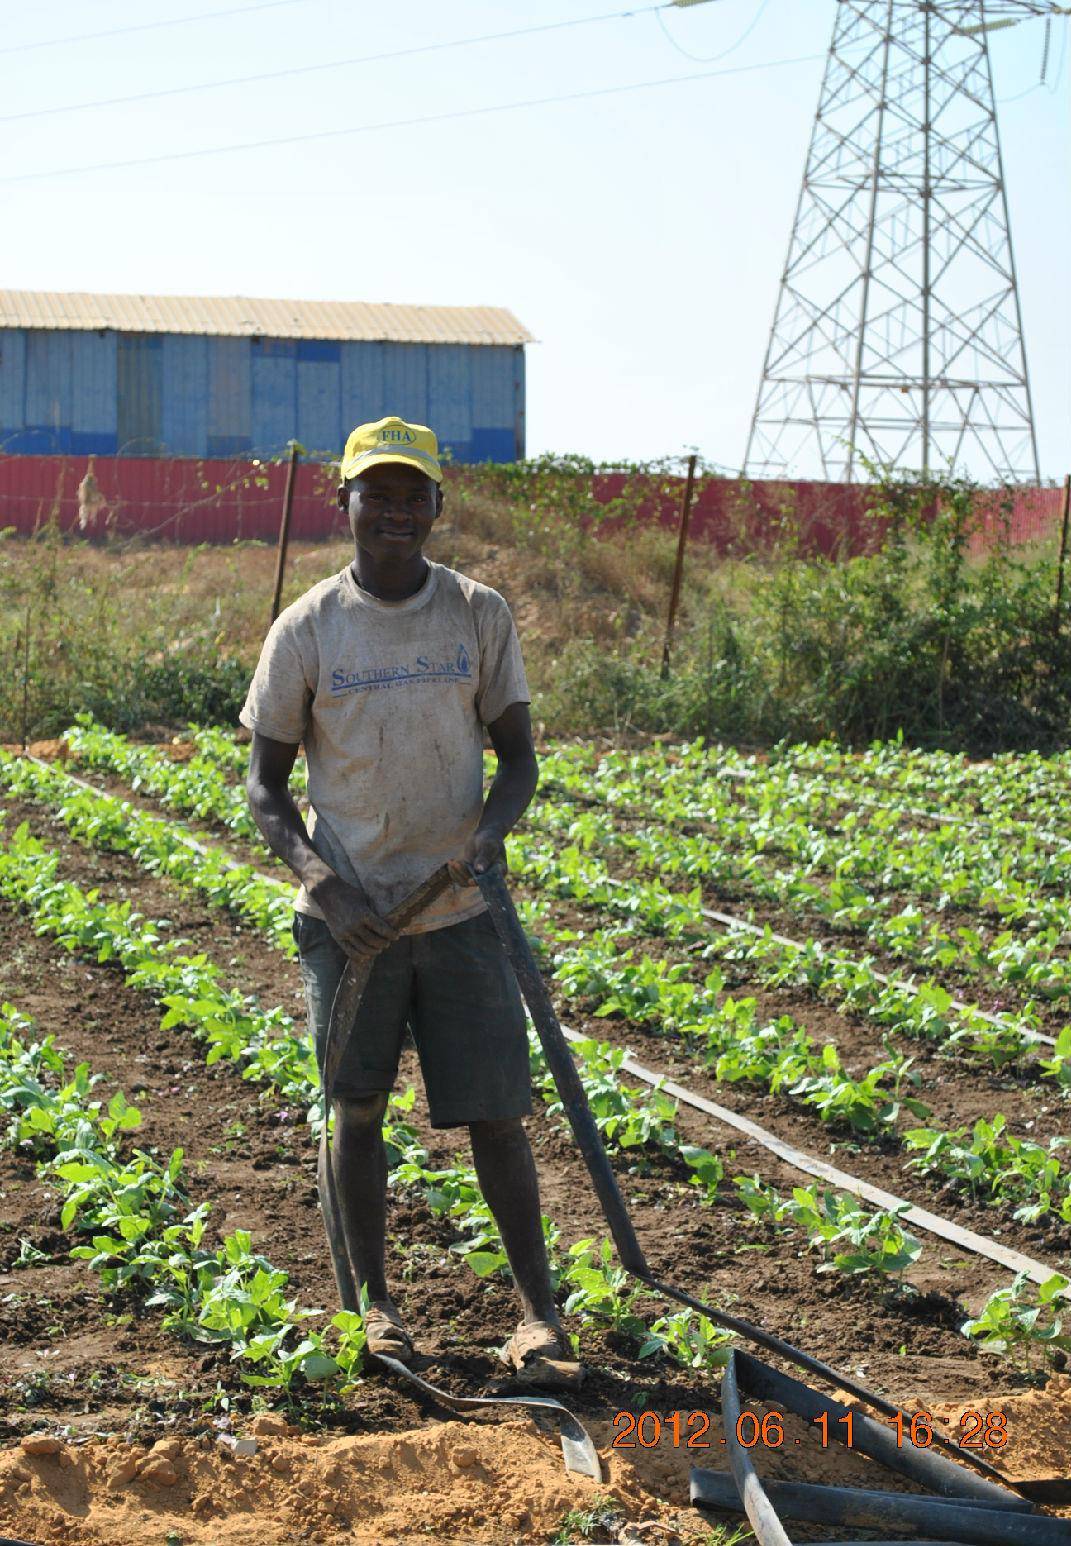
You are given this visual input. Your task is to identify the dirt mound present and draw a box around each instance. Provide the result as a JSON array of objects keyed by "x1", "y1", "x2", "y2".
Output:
[
  {"x1": 931, "y1": 1374, "x2": 1071, "y2": 1489},
  {"x1": 23, "y1": 740, "x2": 70, "y2": 761},
  {"x1": 159, "y1": 739, "x2": 198, "y2": 761},
  {"x1": 10, "y1": 1383, "x2": 1069, "y2": 1545},
  {"x1": 0, "y1": 1417, "x2": 714, "y2": 1546}
]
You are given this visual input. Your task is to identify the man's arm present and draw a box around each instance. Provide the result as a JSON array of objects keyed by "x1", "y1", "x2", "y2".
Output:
[
  {"x1": 246, "y1": 731, "x2": 397, "y2": 957},
  {"x1": 449, "y1": 701, "x2": 538, "y2": 885}
]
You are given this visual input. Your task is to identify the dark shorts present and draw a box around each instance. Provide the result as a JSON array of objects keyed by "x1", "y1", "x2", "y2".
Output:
[{"x1": 293, "y1": 908, "x2": 533, "y2": 1129}]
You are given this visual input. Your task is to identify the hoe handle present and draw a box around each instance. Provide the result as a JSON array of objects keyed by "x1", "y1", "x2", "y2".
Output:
[{"x1": 476, "y1": 864, "x2": 650, "y2": 1277}]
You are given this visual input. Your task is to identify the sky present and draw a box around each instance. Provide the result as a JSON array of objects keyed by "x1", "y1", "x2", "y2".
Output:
[{"x1": 2, "y1": 0, "x2": 1068, "y2": 480}]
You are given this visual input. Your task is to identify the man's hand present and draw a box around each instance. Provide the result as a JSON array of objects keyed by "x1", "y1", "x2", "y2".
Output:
[
  {"x1": 308, "y1": 872, "x2": 398, "y2": 959},
  {"x1": 448, "y1": 827, "x2": 505, "y2": 887}
]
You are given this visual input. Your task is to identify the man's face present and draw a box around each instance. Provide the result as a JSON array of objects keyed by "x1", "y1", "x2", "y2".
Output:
[{"x1": 339, "y1": 461, "x2": 442, "y2": 563}]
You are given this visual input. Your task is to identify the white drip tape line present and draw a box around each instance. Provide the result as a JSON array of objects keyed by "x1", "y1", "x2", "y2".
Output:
[
  {"x1": 697, "y1": 902, "x2": 1059, "y2": 1051},
  {"x1": 716, "y1": 762, "x2": 1069, "y2": 849},
  {"x1": 557, "y1": 1024, "x2": 1061, "y2": 1288},
  {"x1": 16, "y1": 756, "x2": 1061, "y2": 1291},
  {"x1": 25, "y1": 757, "x2": 294, "y2": 894},
  {"x1": 568, "y1": 865, "x2": 1059, "y2": 1054},
  {"x1": 552, "y1": 756, "x2": 1067, "y2": 847},
  {"x1": 548, "y1": 779, "x2": 1070, "y2": 958}
]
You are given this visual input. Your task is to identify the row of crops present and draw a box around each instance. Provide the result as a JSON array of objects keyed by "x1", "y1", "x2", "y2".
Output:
[
  {"x1": 0, "y1": 788, "x2": 744, "y2": 1393},
  {"x1": 64, "y1": 713, "x2": 1071, "y2": 1038},
  {"x1": 0, "y1": 798, "x2": 930, "y2": 1382},
  {"x1": 3, "y1": 719, "x2": 1071, "y2": 1392}
]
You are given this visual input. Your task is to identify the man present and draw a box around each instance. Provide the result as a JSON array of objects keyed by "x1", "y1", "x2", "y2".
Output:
[{"x1": 242, "y1": 416, "x2": 574, "y2": 1384}]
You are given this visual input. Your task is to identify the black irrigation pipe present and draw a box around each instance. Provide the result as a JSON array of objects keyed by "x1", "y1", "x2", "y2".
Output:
[
  {"x1": 725, "y1": 1351, "x2": 1020, "y2": 1504},
  {"x1": 693, "y1": 1475, "x2": 1066, "y2": 1545},
  {"x1": 694, "y1": 1349, "x2": 1071, "y2": 1543}
]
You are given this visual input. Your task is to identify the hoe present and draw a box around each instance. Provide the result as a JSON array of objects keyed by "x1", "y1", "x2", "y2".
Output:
[{"x1": 317, "y1": 863, "x2": 1071, "y2": 1546}]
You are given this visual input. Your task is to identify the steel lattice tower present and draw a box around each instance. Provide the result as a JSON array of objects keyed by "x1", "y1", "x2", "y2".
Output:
[{"x1": 743, "y1": 1, "x2": 1042, "y2": 483}]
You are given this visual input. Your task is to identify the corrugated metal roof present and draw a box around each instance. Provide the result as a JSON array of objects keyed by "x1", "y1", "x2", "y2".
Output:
[{"x1": 0, "y1": 290, "x2": 532, "y2": 347}]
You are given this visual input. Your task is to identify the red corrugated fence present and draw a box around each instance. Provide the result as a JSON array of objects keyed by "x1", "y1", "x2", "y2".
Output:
[{"x1": 0, "y1": 453, "x2": 1063, "y2": 555}]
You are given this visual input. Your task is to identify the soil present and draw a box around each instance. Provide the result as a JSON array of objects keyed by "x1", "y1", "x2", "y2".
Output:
[
  {"x1": 511, "y1": 885, "x2": 1071, "y2": 1271},
  {"x1": 5, "y1": 1394, "x2": 1071, "y2": 1545},
  {"x1": 4, "y1": 771, "x2": 1071, "y2": 1541},
  {"x1": 0, "y1": 1417, "x2": 723, "y2": 1546},
  {"x1": 0, "y1": 1408, "x2": 983, "y2": 1546}
]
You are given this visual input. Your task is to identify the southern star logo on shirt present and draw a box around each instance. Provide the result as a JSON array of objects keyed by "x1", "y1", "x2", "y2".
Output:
[{"x1": 329, "y1": 642, "x2": 472, "y2": 696}]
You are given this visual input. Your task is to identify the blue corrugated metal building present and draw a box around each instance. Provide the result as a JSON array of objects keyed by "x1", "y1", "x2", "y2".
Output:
[{"x1": 0, "y1": 290, "x2": 530, "y2": 463}]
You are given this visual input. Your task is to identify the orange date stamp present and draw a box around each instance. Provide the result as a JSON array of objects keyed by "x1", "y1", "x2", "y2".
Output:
[{"x1": 610, "y1": 1409, "x2": 1009, "y2": 1451}]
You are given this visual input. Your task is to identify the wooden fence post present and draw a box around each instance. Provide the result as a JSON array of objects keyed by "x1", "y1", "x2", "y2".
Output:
[
  {"x1": 661, "y1": 454, "x2": 699, "y2": 679},
  {"x1": 1053, "y1": 474, "x2": 1071, "y2": 639},
  {"x1": 270, "y1": 442, "x2": 300, "y2": 626}
]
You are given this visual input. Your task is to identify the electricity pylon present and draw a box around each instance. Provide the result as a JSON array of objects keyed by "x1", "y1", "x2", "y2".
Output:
[{"x1": 743, "y1": 1, "x2": 1047, "y2": 484}]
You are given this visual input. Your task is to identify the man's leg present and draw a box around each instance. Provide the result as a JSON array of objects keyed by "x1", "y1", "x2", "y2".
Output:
[
  {"x1": 411, "y1": 915, "x2": 574, "y2": 1375},
  {"x1": 295, "y1": 911, "x2": 413, "y2": 1347},
  {"x1": 320, "y1": 1091, "x2": 391, "y2": 1305},
  {"x1": 469, "y1": 1116, "x2": 561, "y2": 1330}
]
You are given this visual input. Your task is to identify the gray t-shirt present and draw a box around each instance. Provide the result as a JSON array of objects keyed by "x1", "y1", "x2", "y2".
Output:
[{"x1": 239, "y1": 561, "x2": 530, "y2": 934}]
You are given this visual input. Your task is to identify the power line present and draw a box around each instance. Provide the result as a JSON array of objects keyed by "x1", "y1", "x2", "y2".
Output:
[
  {"x1": 656, "y1": 0, "x2": 771, "y2": 63},
  {"x1": 0, "y1": 0, "x2": 309, "y2": 58},
  {"x1": 0, "y1": 3, "x2": 668, "y2": 125},
  {"x1": 1, "y1": 50, "x2": 823, "y2": 186},
  {"x1": 1047, "y1": 11, "x2": 1070, "y2": 87},
  {"x1": 4, "y1": 0, "x2": 1062, "y2": 69},
  {"x1": 995, "y1": 12, "x2": 1069, "y2": 101}
]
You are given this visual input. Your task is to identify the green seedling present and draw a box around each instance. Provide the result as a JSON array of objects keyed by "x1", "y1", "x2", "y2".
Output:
[
  {"x1": 962, "y1": 1272, "x2": 1071, "y2": 1371},
  {"x1": 734, "y1": 1175, "x2": 921, "y2": 1294}
]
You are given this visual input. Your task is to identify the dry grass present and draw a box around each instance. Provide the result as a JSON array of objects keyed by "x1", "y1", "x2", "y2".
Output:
[
  {"x1": 6, "y1": 469, "x2": 1060, "y2": 749},
  {"x1": 0, "y1": 497, "x2": 711, "y2": 690},
  {"x1": 0, "y1": 493, "x2": 728, "y2": 744}
]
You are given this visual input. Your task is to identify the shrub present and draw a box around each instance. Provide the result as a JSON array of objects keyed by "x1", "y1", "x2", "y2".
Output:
[{"x1": 3, "y1": 463, "x2": 1068, "y2": 752}]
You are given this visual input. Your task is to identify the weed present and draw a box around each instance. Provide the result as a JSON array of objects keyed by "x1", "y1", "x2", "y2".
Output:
[
  {"x1": 690, "y1": 1531, "x2": 754, "y2": 1546},
  {"x1": 549, "y1": 1493, "x2": 624, "y2": 1544},
  {"x1": 13, "y1": 1237, "x2": 50, "y2": 1267},
  {"x1": 14, "y1": 1371, "x2": 52, "y2": 1408},
  {"x1": 5, "y1": 464, "x2": 1070, "y2": 752}
]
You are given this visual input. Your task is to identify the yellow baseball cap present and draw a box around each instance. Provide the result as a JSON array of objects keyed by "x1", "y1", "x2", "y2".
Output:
[{"x1": 339, "y1": 416, "x2": 443, "y2": 485}]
